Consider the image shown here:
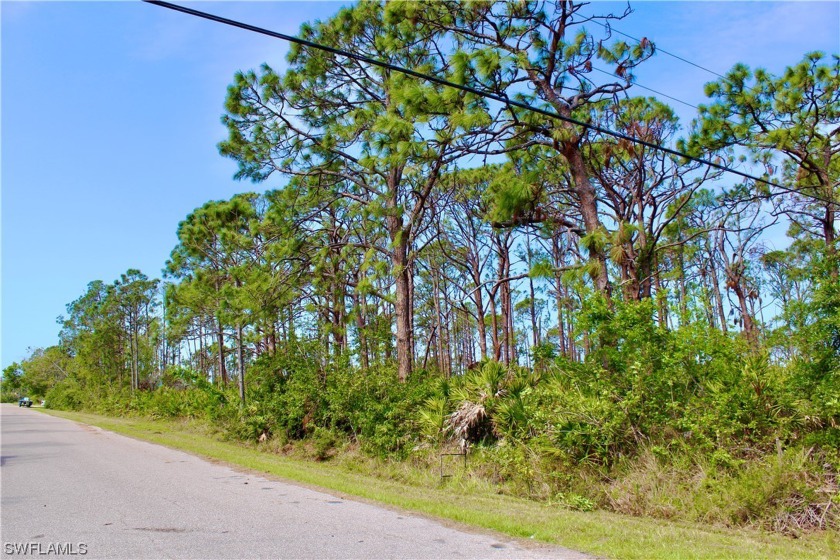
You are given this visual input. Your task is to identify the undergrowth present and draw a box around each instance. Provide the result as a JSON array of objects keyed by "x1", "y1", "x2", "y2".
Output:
[{"x1": 42, "y1": 300, "x2": 839, "y2": 538}]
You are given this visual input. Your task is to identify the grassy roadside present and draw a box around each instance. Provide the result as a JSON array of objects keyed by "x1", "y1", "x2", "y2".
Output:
[{"x1": 40, "y1": 408, "x2": 837, "y2": 560}]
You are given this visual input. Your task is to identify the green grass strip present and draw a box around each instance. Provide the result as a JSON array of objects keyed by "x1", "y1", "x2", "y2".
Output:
[{"x1": 40, "y1": 409, "x2": 838, "y2": 560}]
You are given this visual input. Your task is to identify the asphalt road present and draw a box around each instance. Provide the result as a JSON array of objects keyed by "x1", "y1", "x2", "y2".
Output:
[{"x1": 1, "y1": 405, "x2": 590, "y2": 559}]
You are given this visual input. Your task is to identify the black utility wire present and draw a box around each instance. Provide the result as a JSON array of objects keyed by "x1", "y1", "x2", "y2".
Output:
[
  {"x1": 589, "y1": 66, "x2": 699, "y2": 109},
  {"x1": 144, "y1": 0, "x2": 839, "y2": 209},
  {"x1": 590, "y1": 20, "x2": 728, "y2": 81},
  {"x1": 589, "y1": 67, "x2": 764, "y2": 141}
]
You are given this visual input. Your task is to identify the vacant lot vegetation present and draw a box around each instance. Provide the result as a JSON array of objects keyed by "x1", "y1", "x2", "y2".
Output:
[
  {"x1": 37, "y1": 299, "x2": 839, "y2": 539},
  {"x1": 4, "y1": 1, "x2": 838, "y2": 554}
]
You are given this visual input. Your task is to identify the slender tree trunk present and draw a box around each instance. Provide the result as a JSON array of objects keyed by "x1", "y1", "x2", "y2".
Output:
[
  {"x1": 562, "y1": 144, "x2": 612, "y2": 300},
  {"x1": 552, "y1": 235, "x2": 569, "y2": 357},
  {"x1": 383, "y1": 301, "x2": 393, "y2": 362},
  {"x1": 653, "y1": 255, "x2": 669, "y2": 329},
  {"x1": 332, "y1": 284, "x2": 346, "y2": 357},
  {"x1": 567, "y1": 300, "x2": 577, "y2": 361},
  {"x1": 199, "y1": 321, "x2": 206, "y2": 380},
  {"x1": 385, "y1": 166, "x2": 414, "y2": 381},
  {"x1": 394, "y1": 248, "x2": 413, "y2": 382},
  {"x1": 708, "y1": 254, "x2": 728, "y2": 333},
  {"x1": 677, "y1": 243, "x2": 688, "y2": 319},
  {"x1": 354, "y1": 292, "x2": 369, "y2": 370},
  {"x1": 471, "y1": 259, "x2": 488, "y2": 360},
  {"x1": 638, "y1": 248, "x2": 654, "y2": 301},
  {"x1": 236, "y1": 321, "x2": 245, "y2": 404},
  {"x1": 161, "y1": 290, "x2": 167, "y2": 373},
  {"x1": 733, "y1": 283, "x2": 757, "y2": 344},
  {"x1": 422, "y1": 325, "x2": 436, "y2": 371},
  {"x1": 463, "y1": 314, "x2": 475, "y2": 371},
  {"x1": 269, "y1": 322, "x2": 277, "y2": 356},
  {"x1": 699, "y1": 266, "x2": 716, "y2": 329},
  {"x1": 288, "y1": 303, "x2": 295, "y2": 343},
  {"x1": 489, "y1": 292, "x2": 501, "y2": 361},
  {"x1": 321, "y1": 301, "x2": 331, "y2": 360},
  {"x1": 825, "y1": 205, "x2": 836, "y2": 255},
  {"x1": 818, "y1": 166, "x2": 837, "y2": 265},
  {"x1": 493, "y1": 231, "x2": 514, "y2": 364},
  {"x1": 529, "y1": 273, "x2": 539, "y2": 348},
  {"x1": 467, "y1": 247, "x2": 487, "y2": 360},
  {"x1": 408, "y1": 260, "x2": 416, "y2": 363},
  {"x1": 506, "y1": 288, "x2": 516, "y2": 364},
  {"x1": 130, "y1": 320, "x2": 138, "y2": 391},
  {"x1": 557, "y1": 298, "x2": 567, "y2": 356},
  {"x1": 620, "y1": 256, "x2": 635, "y2": 302},
  {"x1": 279, "y1": 308, "x2": 288, "y2": 346},
  {"x1": 503, "y1": 245, "x2": 516, "y2": 364},
  {"x1": 442, "y1": 275, "x2": 453, "y2": 376},
  {"x1": 132, "y1": 327, "x2": 140, "y2": 389},
  {"x1": 432, "y1": 274, "x2": 445, "y2": 374},
  {"x1": 498, "y1": 247, "x2": 510, "y2": 365},
  {"x1": 216, "y1": 314, "x2": 227, "y2": 386}
]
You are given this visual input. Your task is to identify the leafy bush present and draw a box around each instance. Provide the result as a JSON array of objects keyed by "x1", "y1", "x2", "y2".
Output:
[
  {"x1": 310, "y1": 426, "x2": 337, "y2": 461},
  {"x1": 44, "y1": 379, "x2": 85, "y2": 410},
  {"x1": 324, "y1": 363, "x2": 436, "y2": 457}
]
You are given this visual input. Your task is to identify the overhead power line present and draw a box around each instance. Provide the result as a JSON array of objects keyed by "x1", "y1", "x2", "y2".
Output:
[
  {"x1": 589, "y1": 66, "x2": 699, "y2": 110},
  {"x1": 143, "y1": 0, "x2": 839, "y2": 210},
  {"x1": 590, "y1": 20, "x2": 728, "y2": 81},
  {"x1": 589, "y1": 67, "x2": 768, "y2": 135}
]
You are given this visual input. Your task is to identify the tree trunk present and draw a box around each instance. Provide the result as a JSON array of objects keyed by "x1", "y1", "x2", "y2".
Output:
[
  {"x1": 288, "y1": 302, "x2": 296, "y2": 343},
  {"x1": 677, "y1": 244, "x2": 688, "y2": 318},
  {"x1": 332, "y1": 281, "x2": 346, "y2": 357},
  {"x1": 353, "y1": 292, "x2": 369, "y2": 370},
  {"x1": 474, "y1": 289, "x2": 488, "y2": 360},
  {"x1": 269, "y1": 323, "x2": 277, "y2": 356},
  {"x1": 216, "y1": 314, "x2": 227, "y2": 386},
  {"x1": 236, "y1": 321, "x2": 245, "y2": 404},
  {"x1": 130, "y1": 321, "x2": 138, "y2": 391},
  {"x1": 496, "y1": 235, "x2": 510, "y2": 365},
  {"x1": 707, "y1": 248, "x2": 728, "y2": 333},
  {"x1": 385, "y1": 165, "x2": 414, "y2": 382},
  {"x1": 421, "y1": 325, "x2": 436, "y2": 371},
  {"x1": 733, "y1": 282, "x2": 757, "y2": 344},
  {"x1": 198, "y1": 321, "x2": 206, "y2": 380},
  {"x1": 432, "y1": 274, "x2": 448, "y2": 375},
  {"x1": 471, "y1": 257, "x2": 488, "y2": 360},
  {"x1": 699, "y1": 266, "x2": 717, "y2": 329},
  {"x1": 552, "y1": 235, "x2": 569, "y2": 358},
  {"x1": 818, "y1": 166, "x2": 837, "y2": 265},
  {"x1": 393, "y1": 243, "x2": 413, "y2": 382},
  {"x1": 529, "y1": 273, "x2": 539, "y2": 347},
  {"x1": 522, "y1": 233, "x2": 538, "y2": 347},
  {"x1": 567, "y1": 300, "x2": 577, "y2": 361},
  {"x1": 321, "y1": 302, "x2": 331, "y2": 359},
  {"x1": 442, "y1": 275, "x2": 453, "y2": 376},
  {"x1": 489, "y1": 292, "x2": 501, "y2": 361},
  {"x1": 653, "y1": 255, "x2": 669, "y2": 329},
  {"x1": 634, "y1": 241, "x2": 654, "y2": 301},
  {"x1": 562, "y1": 144, "x2": 612, "y2": 299}
]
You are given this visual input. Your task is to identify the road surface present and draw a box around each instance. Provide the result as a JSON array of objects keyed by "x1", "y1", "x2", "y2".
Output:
[{"x1": 1, "y1": 405, "x2": 589, "y2": 559}]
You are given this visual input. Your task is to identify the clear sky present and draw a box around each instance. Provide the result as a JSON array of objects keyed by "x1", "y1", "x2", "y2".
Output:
[{"x1": 2, "y1": 1, "x2": 838, "y2": 369}]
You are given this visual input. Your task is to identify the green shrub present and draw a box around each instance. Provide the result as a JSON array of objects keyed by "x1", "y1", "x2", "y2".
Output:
[
  {"x1": 310, "y1": 426, "x2": 337, "y2": 461},
  {"x1": 44, "y1": 379, "x2": 85, "y2": 410}
]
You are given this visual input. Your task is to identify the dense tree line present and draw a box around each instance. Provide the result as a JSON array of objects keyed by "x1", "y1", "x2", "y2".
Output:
[{"x1": 5, "y1": 1, "x2": 837, "y2": 534}]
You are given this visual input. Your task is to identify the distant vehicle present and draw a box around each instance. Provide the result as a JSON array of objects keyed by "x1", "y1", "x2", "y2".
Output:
[{"x1": 18, "y1": 397, "x2": 32, "y2": 408}]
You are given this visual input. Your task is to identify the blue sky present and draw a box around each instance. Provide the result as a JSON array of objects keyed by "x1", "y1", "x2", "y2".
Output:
[{"x1": 2, "y1": 1, "x2": 838, "y2": 369}]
